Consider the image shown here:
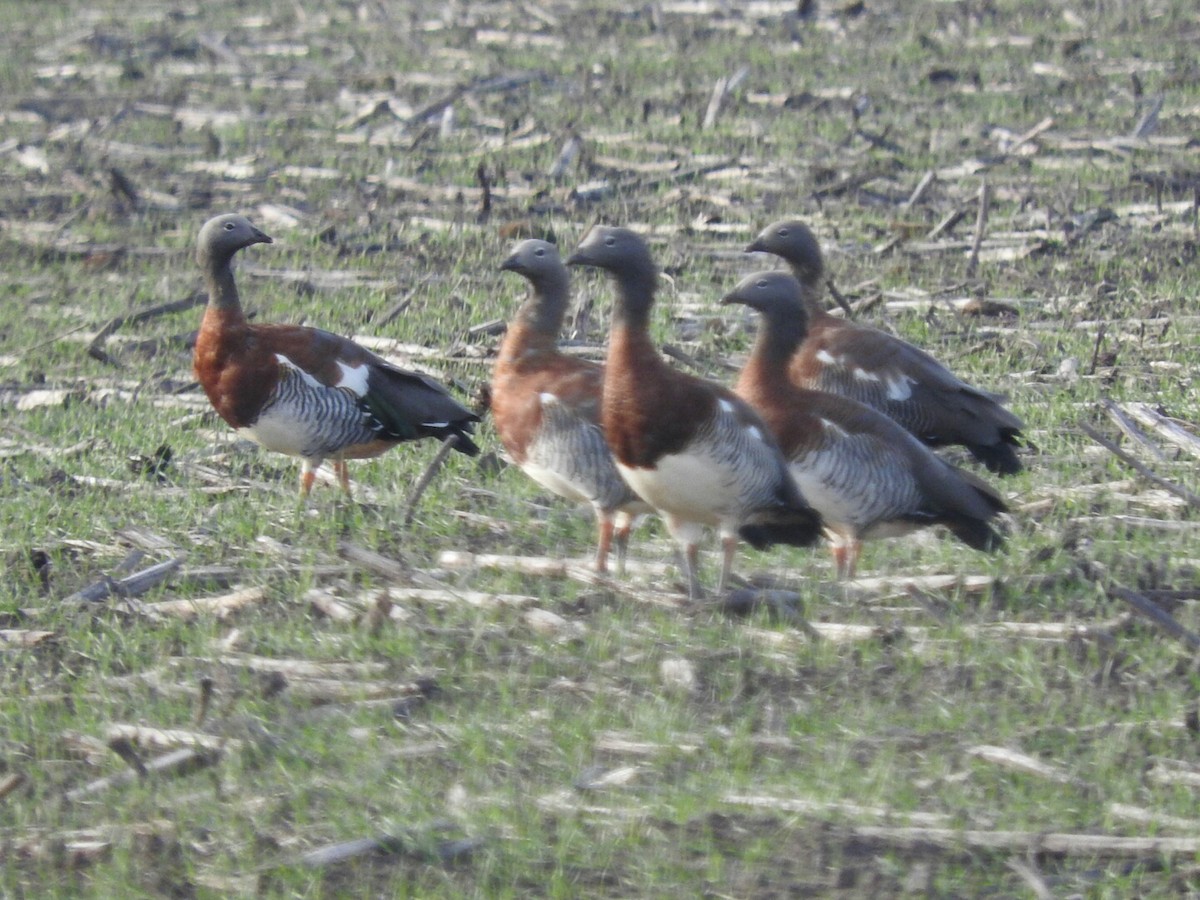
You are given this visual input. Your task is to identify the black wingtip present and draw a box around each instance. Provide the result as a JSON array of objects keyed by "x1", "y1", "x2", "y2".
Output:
[
  {"x1": 944, "y1": 512, "x2": 1006, "y2": 552},
  {"x1": 451, "y1": 430, "x2": 481, "y2": 457},
  {"x1": 437, "y1": 416, "x2": 481, "y2": 457},
  {"x1": 968, "y1": 433, "x2": 1024, "y2": 476},
  {"x1": 739, "y1": 516, "x2": 823, "y2": 550}
]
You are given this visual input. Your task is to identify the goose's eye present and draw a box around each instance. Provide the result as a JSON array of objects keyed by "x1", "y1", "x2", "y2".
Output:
[
  {"x1": 224, "y1": 222, "x2": 236, "y2": 231},
  {"x1": 604, "y1": 236, "x2": 616, "y2": 247},
  {"x1": 534, "y1": 247, "x2": 545, "y2": 257},
  {"x1": 756, "y1": 279, "x2": 769, "y2": 289},
  {"x1": 777, "y1": 228, "x2": 788, "y2": 237}
]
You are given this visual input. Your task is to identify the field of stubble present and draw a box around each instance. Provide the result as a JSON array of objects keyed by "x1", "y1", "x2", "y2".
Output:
[{"x1": 2, "y1": 1, "x2": 1200, "y2": 895}]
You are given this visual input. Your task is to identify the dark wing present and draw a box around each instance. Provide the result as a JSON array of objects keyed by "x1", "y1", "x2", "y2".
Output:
[
  {"x1": 695, "y1": 387, "x2": 823, "y2": 548},
  {"x1": 256, "y1": 324, "x2": 479, "y2": 455},
  {"x1": 794, "y1": 319, "x2": 1024, "y2": 473}
]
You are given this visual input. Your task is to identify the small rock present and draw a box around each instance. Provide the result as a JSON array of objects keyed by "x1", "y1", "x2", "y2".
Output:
[
  {"x1": 523, "y1": 607, "x2": 582, "y2": 638},
  {"x1": 576, "y1": 765, "x2": 642, "y2": 790},
  {"x1": 1057, "y1": 356, "x2": 1080, "y2": 381},
  {"x1": 660, "y1": 657, "x2": 697, "y2": 693}
]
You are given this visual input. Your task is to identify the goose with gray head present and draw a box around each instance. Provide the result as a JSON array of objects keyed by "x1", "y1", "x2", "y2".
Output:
[
  {"x1": 566, "y1": 225, "x2": 822, "y2": 601},
  {"x1": 748, "y1": 218, "x2": 1025, "y2": 475},
  {"x1": 193, "y1": 213, "x2": 479, "y2": 497},
  {"x1": 725, "y1": 270, "x2": 1007, "y2": 578},
  {"x1": 493, "y1": 238, "x2": 648, "y2": 574}
]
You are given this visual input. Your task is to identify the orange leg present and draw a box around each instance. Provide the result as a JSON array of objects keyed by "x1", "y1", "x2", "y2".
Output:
[
  {"x1": 300, "y1": 462, "x2": 317, "y2": 497},
  {"x1": 594, "y1": 513, "x2": 615, "y2": 574},
  {"x1": 613, "y1": 521, "x2": 633, "y2": 577},
  {"x1": 831, "y1": 541, "x2": 862, "y2": 579},
  {"x1": 332, "y1": 459, "x2": 352, "y2": 497}
]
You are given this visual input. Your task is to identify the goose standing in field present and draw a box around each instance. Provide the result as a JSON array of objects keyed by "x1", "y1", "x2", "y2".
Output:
[
  {"x1": 493, "y1": 238, "x2": 648, "y2": 574},
  {"x1": 747, "y1": 219, "x2": 1025, "y2": 475},
  {"x1": 566, "y1": 225, "x2": 823, "y2": 600},
  {"x1": 724, "y1": 270, "x2": 1007, "y2": 577},
  {"x1": 193, "y1": 213, "x2": 479, "y2": 496}
]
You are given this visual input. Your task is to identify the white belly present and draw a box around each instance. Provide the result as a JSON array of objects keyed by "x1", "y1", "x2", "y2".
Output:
[
  {"x1": 790, "y1": 466, "x2": 861, "y2": 530},
  {"x1": 521, "y1": 460, "x2": 593, "y2": 506},
  {"x1": 617, "y1": 452, "x2": 741, "y2": 526},
  {"x1": 238, "y1": 409, "x2": 319, "y2": 459}
]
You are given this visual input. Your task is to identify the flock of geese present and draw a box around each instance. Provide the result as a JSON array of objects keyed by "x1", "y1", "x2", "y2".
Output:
[{"x1": 193, "y1": 213, "x2": 1023, "y2": 600}]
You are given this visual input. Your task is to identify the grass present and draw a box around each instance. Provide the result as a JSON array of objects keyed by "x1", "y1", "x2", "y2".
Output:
[{"x1": 2, "y1": 0, "x2": 1200, "y2": 895}]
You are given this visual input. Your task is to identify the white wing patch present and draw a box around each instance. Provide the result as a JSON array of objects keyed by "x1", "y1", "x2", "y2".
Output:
[
  {"x1": 885, "y1": 373, "x2": 914, "y2": 401},
  {"x1": 815, "y1": 349, "x2": 839, "y2": 366},
  {"x1": 819, "y1": 417, "x2": 849, "y2": 440},
  {"x1": 716, "y1": 396, "x2": 765, "y2": 443},
  {"x1": 539, "y1": 391, "x2": 560, "y2": 406},
  {"x1": 852, "y1": 368, "x2": 881, "y2": 383},
  {"x1": 335, "y1": 360, "x2": 370, "y2": 397},
  {"x1": 276, "y1": 353, "x2": 323, "y2": 390}
]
